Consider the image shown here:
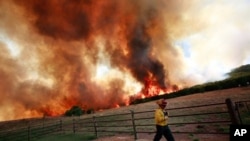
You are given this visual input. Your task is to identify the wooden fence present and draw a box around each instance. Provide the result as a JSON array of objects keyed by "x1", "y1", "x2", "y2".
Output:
[{"x1": 0, "y1": 98, "x2": 245, "y2": 141}]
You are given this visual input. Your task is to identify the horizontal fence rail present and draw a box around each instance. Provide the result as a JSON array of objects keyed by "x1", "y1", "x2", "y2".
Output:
[{"x1": 0, "y1": 98, "x2": 246, "y2": 140}]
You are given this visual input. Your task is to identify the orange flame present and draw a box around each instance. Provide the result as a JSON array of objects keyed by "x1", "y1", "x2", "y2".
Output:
[
  {"x1": 132, "y1": 75, "x2": 179, "y2": 101},
  {"x1": 0, "y1": 0, "x2": 187, "y2": 121}
]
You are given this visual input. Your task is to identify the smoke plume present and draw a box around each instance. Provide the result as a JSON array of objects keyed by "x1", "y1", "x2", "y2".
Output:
[
  {"x1": 1, "y1": 0, "x2": 249, "y2": 121},
  {"x1": 0, "y1": 0, "x2": 183, "y2": 120}
]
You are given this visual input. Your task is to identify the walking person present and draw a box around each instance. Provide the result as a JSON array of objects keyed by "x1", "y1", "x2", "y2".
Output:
[{"x1": 153, "y1": 99, "x2": 175, "y2": 141}]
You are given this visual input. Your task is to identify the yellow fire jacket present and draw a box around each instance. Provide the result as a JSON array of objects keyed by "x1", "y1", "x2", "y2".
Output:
[{"x1": 154, "y1": 108, "x2": 168, "y2": 126}]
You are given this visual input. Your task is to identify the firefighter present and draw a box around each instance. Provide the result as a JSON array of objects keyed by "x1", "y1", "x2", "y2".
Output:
[{"x1": 153, "y1": 99, "x2": 175, "y2": 141}]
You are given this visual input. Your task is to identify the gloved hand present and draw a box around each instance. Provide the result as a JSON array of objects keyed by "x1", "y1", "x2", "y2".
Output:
[
  {"x1": 164, "y1": 111, "x2": 168, "y2": 116},
  {"x1": 164, "y1": 116, "x2": 168, "y2": 120}
]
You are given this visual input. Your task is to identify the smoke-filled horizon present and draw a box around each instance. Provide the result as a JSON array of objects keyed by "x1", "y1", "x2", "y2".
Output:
[{"x1": 0, "y1": 0, "x2": 249, "y2": 121}]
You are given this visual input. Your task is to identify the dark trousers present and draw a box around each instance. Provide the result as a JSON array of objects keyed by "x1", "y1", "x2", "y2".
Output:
[{"x1": 153, "y1": 125, "x2": 175, "y2": 141}]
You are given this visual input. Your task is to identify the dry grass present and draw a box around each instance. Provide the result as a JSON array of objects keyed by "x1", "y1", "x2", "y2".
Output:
[{"x1": 0, "y1": 87, "x2": 250, "y2": 141}]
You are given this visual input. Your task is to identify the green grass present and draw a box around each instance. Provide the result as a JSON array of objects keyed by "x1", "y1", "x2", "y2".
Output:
[
  {"x1": 241, "y1": 111, "x2": 250, "y2": 124},
  {"x1": 33, "y1": 133, "x2": 96, "y2": 141}
]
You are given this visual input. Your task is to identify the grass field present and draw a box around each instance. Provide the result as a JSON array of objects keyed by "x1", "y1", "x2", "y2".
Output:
[
  {"x1": 33, "y1": 133, "x2": 96, "y2": 141},
  {"x1": 0, "y1": 87, "x2": 250, "y2": 141}
]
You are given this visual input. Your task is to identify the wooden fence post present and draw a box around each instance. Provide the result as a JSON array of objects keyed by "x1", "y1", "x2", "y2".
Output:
[
  {"x1": 130, "y1": 110, "x2": 137, "y2": 140},
  {"x1": 93, "y1": 116, "x2": 98, "y2": 138},
  {"x1": 59, "y1": 120, "x2": 62, "y2": 132},
  {"x1": 27, "y1": 126, "x2": 30, "y2": 141},
  {"x1": 225, "y1": 98, "x2": 240, "y2": 125},
  {"x1": 235, "y1": 102, "x2": 243, "y2": 124},
  {"x1": 73, "y1": 119, "x2": 76, "y2": 133},
  {"x1": 42, "y1": 117, "x2": 44, "y2": 130}
]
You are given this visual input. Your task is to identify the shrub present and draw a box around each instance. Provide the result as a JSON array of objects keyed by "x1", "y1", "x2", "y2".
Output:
[{"x1": 65, "y1": 106, "x2": 83, "y2": 116}]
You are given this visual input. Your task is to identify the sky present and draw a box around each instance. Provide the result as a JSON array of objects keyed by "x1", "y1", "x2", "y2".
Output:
[
  {"x1": 0, "y1": 0, "x2": 249, "y2": 121},
  {"x1": 175, "y1": 0, "x2": 250, "y2": 82}
]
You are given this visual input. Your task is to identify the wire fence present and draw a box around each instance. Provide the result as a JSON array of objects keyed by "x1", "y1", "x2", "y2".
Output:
[
  {"x1": 0, "y1": 98, "x2": 246, "y2": 141},
  {"x1": 0, "y1": 120, "x2": 61, "y2": 141},
  {"x1": 70, "y1": 98, "x2": 239, "y2": 139}
]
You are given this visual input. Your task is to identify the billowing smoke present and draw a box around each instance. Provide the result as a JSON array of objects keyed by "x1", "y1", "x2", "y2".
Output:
[
  {"x1": 1, "y1": 0, "x2": 249, "y2": 121},
  {"x1": 0, "y1": 0, "x2": 185, "y2": 120}
]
